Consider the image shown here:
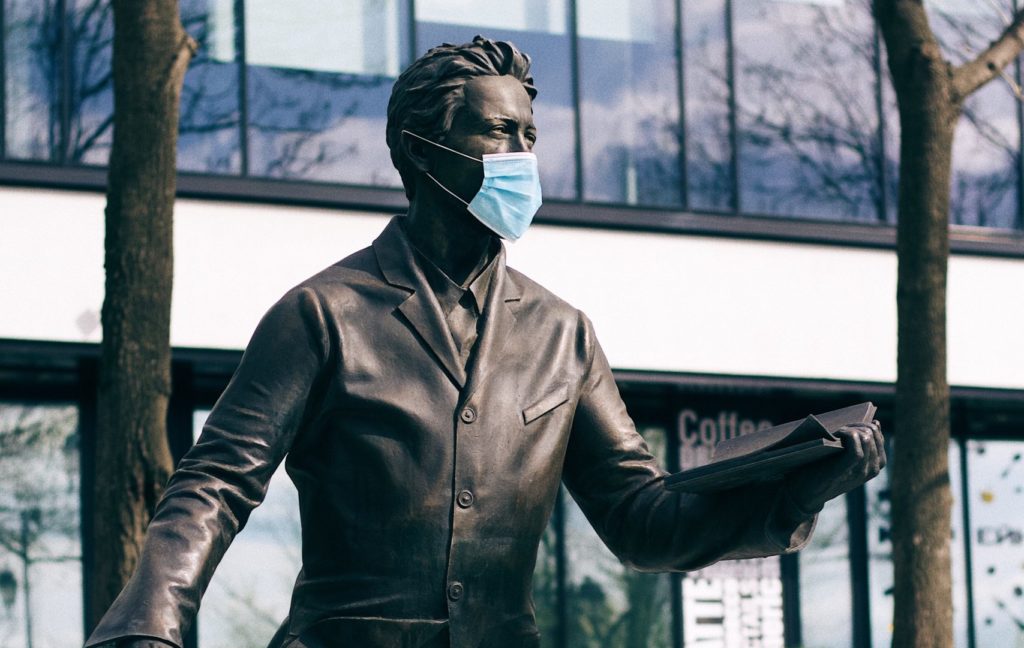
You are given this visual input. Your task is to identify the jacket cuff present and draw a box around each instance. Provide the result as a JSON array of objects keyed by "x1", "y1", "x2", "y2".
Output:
[
  {"x1": 85, "y1": 629, "x2": 182, "y2": 648},
  {"x1": 763, "y1": 482, "x2": 819, "y2": 553}
]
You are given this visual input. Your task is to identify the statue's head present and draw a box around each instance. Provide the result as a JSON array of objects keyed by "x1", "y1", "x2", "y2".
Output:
[{"x1": 386, "y1": 36, "x2": 537, "y2": 200}]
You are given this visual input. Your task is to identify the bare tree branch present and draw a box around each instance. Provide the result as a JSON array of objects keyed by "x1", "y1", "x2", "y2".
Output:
[
  {"x1": 873, "y1": 0, "x2": 943, "y2": 84},
  {"x1": 953, "y1": 9, "x2": 1024, "y2": 100}
]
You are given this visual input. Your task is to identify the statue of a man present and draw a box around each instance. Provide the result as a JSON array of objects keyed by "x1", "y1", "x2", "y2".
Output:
[{"x1": 87, "y1": 36, "x2": 884, "y2": 648}]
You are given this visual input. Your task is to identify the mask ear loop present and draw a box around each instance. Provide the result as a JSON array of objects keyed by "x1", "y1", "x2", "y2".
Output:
[
  {"x1": 401, "y1": 129, "x2": 482, "y2": 163},
  {"x1": 401, "y1": 129, "x2": 479, "y2": 206},
  {"x1": 425, "y1": 172, "x2": 471, "y2": 207}
]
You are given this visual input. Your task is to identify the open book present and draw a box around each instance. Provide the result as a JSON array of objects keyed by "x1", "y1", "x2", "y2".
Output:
[{"x1": 665, "y1": 402, "x2": 877, "y2": 493}]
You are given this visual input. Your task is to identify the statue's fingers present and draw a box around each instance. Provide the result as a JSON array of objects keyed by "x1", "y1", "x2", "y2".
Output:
[
  {"x1": 871, "y1": 421, "x2": 887, "y2": 470},
  {"x1": 835, "y1": 425, "x2": 866, "y2": 473},
  {"x1": 858, "y1": 426, "x2": 881, "y2": 478}
]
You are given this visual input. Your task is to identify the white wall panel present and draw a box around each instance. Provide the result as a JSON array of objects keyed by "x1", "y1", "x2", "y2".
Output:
[
  {"x1": 1, "y1": 188, "x2": 106, "y2": 343},
  {"x1": 1, "y1": 187, "x2": 1020, "y2": 389},
  {"x1": 508, "y1": 226, "x2": 899, "y2": 383}
]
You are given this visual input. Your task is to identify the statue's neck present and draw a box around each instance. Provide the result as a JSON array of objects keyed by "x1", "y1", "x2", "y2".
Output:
[{"x1": 404, "y1": 199, "x2": 497, "y2": 286}]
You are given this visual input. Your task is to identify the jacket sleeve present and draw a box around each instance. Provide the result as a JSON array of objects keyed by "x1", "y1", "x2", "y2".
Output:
[
  {"x1": 85, "y1": 286, "x2": 331, "y2": 648},
  {"x1": 561, "y1": 314, "x2": 815, "y2": 573}
]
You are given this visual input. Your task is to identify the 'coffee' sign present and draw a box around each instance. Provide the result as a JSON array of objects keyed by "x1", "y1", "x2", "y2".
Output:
[{"x1": 678, "y1": 408, "x2": 773, "y2": 470}]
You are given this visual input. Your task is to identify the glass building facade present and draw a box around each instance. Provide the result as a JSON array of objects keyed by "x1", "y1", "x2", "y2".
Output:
[
  {"x1": 1, "y1": 374, "x2": 1021, "y2": 648},
  {"x1": 0, "y1": 402, "x2": 82, "y2": 648},
  {"x1": 2, "y1": 0, "x2": 1023, "y2": 230}
]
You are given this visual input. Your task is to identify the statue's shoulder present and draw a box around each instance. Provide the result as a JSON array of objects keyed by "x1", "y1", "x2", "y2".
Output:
[
  {"x1": 505, "y1": 265, "x2": 582, "y2": 325},
  {"x1": 295, "y1": 245, "x2": 385, "y2": 295}
]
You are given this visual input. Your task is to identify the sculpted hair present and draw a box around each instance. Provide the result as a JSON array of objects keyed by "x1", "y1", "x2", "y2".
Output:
[{"x1": 386, "y1": 35, "x2": 537, "y2": 199}]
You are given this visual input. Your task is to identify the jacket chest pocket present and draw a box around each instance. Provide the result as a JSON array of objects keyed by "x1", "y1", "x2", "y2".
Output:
[{"x1": 522, "y1": 384, "x2": 569, "y2": 425}]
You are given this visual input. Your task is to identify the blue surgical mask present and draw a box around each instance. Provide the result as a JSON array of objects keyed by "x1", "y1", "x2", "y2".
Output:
[{"x1": 403, "y1": 130, "x2": 543, "y2": 241}]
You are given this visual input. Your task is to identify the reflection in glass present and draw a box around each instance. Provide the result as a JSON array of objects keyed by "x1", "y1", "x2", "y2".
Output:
[
  {"x1": 799, "y1": 495, "x2": 851, "y2": 647},
  {"x1": 415, "y1": 0, "x2": 578, "y2": 200},
  {"x1": 178, "y1": 0, "x2": 242, "y2": 174},
  {"x1": 193, "y1": 410, "x2": 300, "y2": 648},
  {"x1": 683, "y1": 0, "x2": 734, "y2": 212},
  {"x1": 245, "y1": 0, "x2": 407, "y2": 185},
  {"x1": 966, "y1": 440, "x2": 1024, "y2": 647},
  {"x1": 881, "y1": 44, "x2": 900, "y2": 224},
  {"x1": 0, "y1": 403, "x2": 81, "y2": 648},
  {"x1": 949, "y1": 84, "x2": 1019, "y2": 229},
  {"x1": 4, "y1": 0, "x2": 61, "y2": 160},
  {"x1": 734, "y1": 0, "x2": 880, "y2": 221},
  {"x1": 564, "y1": 426, "x2": 672, "y2": 647},
  {"x1": 578, "y1": 0, "x2": 681, "y2": 207},
  {"x1": 532, "y1": 502, "x2": 560, "y2": 646},
  {"x1": 927, "y1": 1, "x2": 1019, "y2": 229},
  {"x1": 867, "y1": 441, "x2": 969, "y2": 648},
  {"x1": 67, "y1": 0, "x2": 114, "y2": 165}
]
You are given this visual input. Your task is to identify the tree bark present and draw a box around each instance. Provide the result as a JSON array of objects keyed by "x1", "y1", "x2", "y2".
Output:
[
  {"x1": 877, "y1": 4, "x2": 956, "y2": 648},
  {"x1": 89, "y1": 0, "x2": 195, "y2": 630},
  {"x1": 874, "y1": 2, "x2": 1024, "y2": 647}
]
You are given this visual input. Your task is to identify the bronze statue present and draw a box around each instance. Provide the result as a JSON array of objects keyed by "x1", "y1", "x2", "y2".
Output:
[{"x1": 87, "y1": 36, "x2": 884, "y2": 648}]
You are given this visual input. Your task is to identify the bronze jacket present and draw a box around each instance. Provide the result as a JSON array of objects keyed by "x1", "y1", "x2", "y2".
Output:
[{"x1": 86, "y1": 217, "x2": 814, "y2": 648}]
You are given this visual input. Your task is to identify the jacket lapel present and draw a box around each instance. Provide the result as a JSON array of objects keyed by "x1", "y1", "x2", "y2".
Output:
[
  {"x1": 373, "y1": 218, "x2": 466, "y2": 388},
  {"x1": 463, "y1": 249, "x2": 521, "y2": 402}
]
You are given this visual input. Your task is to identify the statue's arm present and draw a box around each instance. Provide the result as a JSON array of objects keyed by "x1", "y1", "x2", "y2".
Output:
[
  {"x1": 561, "y1": 313, "x2": 817, "y2": 572},
  {"x1": 85, "y1": 286, "x2": 331, "y2": 648}
]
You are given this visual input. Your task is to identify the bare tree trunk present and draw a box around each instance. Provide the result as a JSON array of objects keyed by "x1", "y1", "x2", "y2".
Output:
[
  {"x1": 886, "y1": 21, "x2": 956, "y2": 648},
  {"x1": 89, "y1": 0, "x2": 195, "y2": 630},
  {"x1": 874, "y1": 2, "x2": 1024, "y2": 647}
]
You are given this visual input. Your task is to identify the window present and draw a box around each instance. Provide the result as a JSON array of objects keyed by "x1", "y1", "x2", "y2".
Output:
[
  {"x1": 67, "y1": 0, "x2": 113, "y2": 165},
  {"x1": 4, "y1": 0, "x2": 61, "y2": 161},
  {"x1": 683, "y1": 0, "x2": 735, "y2": 212},
  {"x1": 577, "y1": 0, "x2": 682, "y2": 207},
  {"x1": 0, "y1": 402, "x2": 81, "y2": 648},
  {"x1": 677, "y1": 406, "x2": 784, "y2": 647},
  {"x1": 414, "y1": 0, "x2": 578, "y2": 200},
  {"x1": 193, "y1": 409, "x2": 301, "y2": 648},
  {"x1": 563, "y1": 425, "x2": 673, "y2": 647},
  {"x1": 867, "y1": 441, "x2": 970, "y2": 648},
  {"x1": 798, "y1": 496, "x2": 852, "y2": 647},
  {"x1": 927, "y1": 0, "x2": 1020, "y2": 230},
  {"x1": 244, "y1": 0, "x2": 408, "y2": 184},
  {"x1": 178, "y1": 0, "x2": 243, "y2": 175},
  {"x1": 532, "y1": 512, "x2": 561, "y2": 646},
  {"x1": 965, "y1": 439, "x2": 1024, "y2": 647},
  {"x1": 733, "y1": 0, "x2": 881, "y2": 221},
  {"x1": 681, "y1": 558, "x2": 783, "y2": 647}
]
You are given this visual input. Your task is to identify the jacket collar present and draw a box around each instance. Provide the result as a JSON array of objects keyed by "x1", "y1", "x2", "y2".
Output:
[{"x1": 372, "y1": 216, "x2": 522, "y2": 391}]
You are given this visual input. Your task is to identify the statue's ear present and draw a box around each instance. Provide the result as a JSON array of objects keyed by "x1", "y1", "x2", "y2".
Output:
[{"x1": 401, "y1": 131, "x2": 433, "y2": 174}]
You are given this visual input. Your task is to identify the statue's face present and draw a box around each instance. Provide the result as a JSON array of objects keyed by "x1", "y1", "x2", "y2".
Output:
[{"x1": 429, "y1": 74, "x2": 537, "y2": 204}]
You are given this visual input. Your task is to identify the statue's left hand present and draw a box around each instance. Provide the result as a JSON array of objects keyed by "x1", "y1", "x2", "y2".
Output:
[{"x1": 784, "y1": 420, "x2": 886, "y2": 515}]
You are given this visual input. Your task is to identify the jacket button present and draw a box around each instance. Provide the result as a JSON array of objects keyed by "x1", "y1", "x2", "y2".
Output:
[
  {"x1": 457, "y1": 490, "x2": 474, "y2": 508},
  {"x1": 447, "y1": 581, "x2": 464, "y2": 601},
  {"x1": 460, "y1": 407, "x2": 477, "y2": 424}
]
